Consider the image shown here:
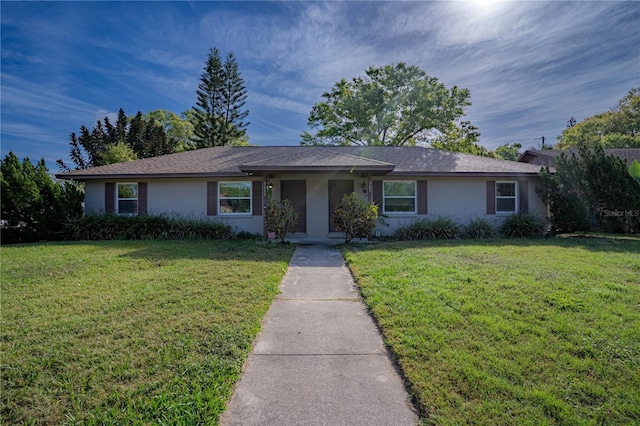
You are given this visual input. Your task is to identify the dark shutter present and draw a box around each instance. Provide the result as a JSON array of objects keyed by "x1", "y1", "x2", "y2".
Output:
[
  {"x1": 373, "y1": 180, "x2": 383, "y2": 208},
  {"x1": 518, "y1": 181, "x2": 529, "y2": 213},
  {"x1": 138, "y1": 182, "x2": 148, "y2": 215},
  {"x1": 417, "y1": 180, "x2": 428, "y2": 215},
  {"x1": 486, "y1": 180, "x2": 496, "y2": 215},
  {"x1": 105, "y1": 182, "x2": 115, "y2": 213},
  {"x1": 252, "y1": 181, "x2": 262, "y2": 216},
  {"x1": 207, "y1": 181, "x2": 217, "y2": 216}
]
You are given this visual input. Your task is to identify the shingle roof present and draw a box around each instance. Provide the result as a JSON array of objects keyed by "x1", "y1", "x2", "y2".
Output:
[
  {"x1": 56, "y1": 146, "x2": 546, "y2": 181},
  {"x1": 519, "y1": 149, "x2": 640, "y2": 166}
]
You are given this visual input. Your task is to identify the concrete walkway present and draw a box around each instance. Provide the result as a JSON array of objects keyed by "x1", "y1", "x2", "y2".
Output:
[{"x1": 220, "y1": 245, "x2": 418, "y2": 426}]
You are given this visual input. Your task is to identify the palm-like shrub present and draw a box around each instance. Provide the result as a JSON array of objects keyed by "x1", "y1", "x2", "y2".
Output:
[
  {"x1": 500, "y1": 213, "x2": 545, "y2": 238},
  {"x1": 464, "y1": 218, "x2": 496, "y2": 239}
]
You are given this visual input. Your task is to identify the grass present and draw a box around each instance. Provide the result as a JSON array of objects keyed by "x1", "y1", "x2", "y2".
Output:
[
  {"x1": 343, "y1": 238, "x2": 640, "y2": 425},
  {"x1": 1, "y1": 240, "x2": 294, "y2": 425}
]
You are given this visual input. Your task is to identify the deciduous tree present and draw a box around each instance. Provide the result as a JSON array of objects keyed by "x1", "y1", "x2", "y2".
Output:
[
  {"x1": 301, "y1": 63, "x2": 472, "y2": 147},
  {"x1": 556, "y1": 88, "x2": 640, "y2": 149}
]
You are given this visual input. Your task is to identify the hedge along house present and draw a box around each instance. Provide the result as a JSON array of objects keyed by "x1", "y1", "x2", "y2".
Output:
[{"x1": 56, "y1": 146, "x2": 548, "y2": 239}]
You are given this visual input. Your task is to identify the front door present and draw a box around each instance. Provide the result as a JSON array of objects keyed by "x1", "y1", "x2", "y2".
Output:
[
  {"x1": 281, "y1": 180, "x2": 307, "y2": 233},
  {"x1": 328, "y1": 180, "x2": 354, "y2": 232}
]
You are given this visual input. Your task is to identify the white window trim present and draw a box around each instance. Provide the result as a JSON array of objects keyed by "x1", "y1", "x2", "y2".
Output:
[
  {"x1": 116, "y1": 182, "x2": 138, "y2": 215},
  {"x1": 218, "y1": 181, "x2": 252, "y2": 215},
  {"x1": 383, "y1": 180, "x2": 417, "y2": 215},
  {"x1": 495, "y1": 181, "x2": 518, "y2": 214}
]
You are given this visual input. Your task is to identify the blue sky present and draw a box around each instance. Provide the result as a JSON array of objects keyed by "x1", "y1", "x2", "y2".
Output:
[{"x1": 2, "y1": 1, "x2": 639, "y2": 170}]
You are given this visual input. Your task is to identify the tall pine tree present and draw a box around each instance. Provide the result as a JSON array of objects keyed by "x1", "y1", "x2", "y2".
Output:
[{"x1": 191, "y1": 48, "x2": 249, "y2": 147}]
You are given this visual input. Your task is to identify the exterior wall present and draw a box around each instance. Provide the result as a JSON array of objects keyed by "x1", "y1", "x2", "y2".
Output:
[
  {"x1": 83, "y1": 174, "x2": 547, "y2": 238},
  {"x1": 84, "y1": 181, "x2": 105, "y2": 215},
  {"x1": 373, "y1": 176, "x2": 547, "y2": 236},
  {"x1": 83, "y1": 178, "x2": 264, "y2": 235}
]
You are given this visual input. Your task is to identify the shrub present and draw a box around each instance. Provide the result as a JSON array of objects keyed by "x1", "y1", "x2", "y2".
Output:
[
  {"x1": 331, "y1": 192, "x2": 378, "y2": 243},
  {"x1": 500, "y1": 213, "x2": 545, "y2": 238},
  {"x1": 537, "y1": 145, "x2": 640, "y2": 233},
  {"x1": 264, "y1": 199, "x2": 299, "y2": 244},
  {"x1": 464, "y1": 218, "x2": 496, "y2": 239},
  {"x1": 1, "y1": 152, "x2": 83, "y2": 245},
  {"x1": 393, "y1": 217, "x2": 461, "y2": 240},
  {"x1": 65, "y1": 214, "x2": 233, "y2": 241}
]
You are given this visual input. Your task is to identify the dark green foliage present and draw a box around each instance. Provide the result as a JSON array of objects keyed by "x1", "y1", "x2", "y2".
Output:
[
  {"x1": 331, "y1": 193, "x2": 378, "y2": 243},
  {"x1": 557, "y1": 87, "x2": 640, "y2": 149},
  {"x1": 537, "y1": 145, "x2": 640, "y2": 233},
  {"x1": 66, "y1": 214, "x2": 234, "y2": 241},
  {"x1": 57, "y1": 109, "x2": 177, "y2": 171},
  {"x1": 1, "y1": 152, "x2": 83, "y2": 244},
  {"x1": 463, "y1": 218, "x2": 496, "y2": 239},
  {"x1": 301, "y1": 62, "x2": 471, "y2": 147},
  {"x1": 394, "y1": 216, "x2": 461, "y2": 240},
  {"x1": 191, "y1": 48, "x2": 249, "y2": 147},
  {"x1": 500, "y1": 213, "x2": 545, "y2": 238},
  {"x1": 264, "y1": 199, "x2": 299, "y2": 244}
]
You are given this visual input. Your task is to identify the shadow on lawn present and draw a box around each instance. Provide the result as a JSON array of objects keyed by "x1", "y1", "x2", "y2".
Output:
[
  {"x1": 372, "y1": 237, "x2": 640, "y2": 255},
  {"x1": 43, "y1": 239, "x2": 295, "y2": 262}
]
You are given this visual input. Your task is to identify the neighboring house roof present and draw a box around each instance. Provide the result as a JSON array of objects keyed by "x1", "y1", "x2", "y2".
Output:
[
  {"x1": 518, "y1": 149, "x2": 640, "y2": 167},
  {"x1": 56, "y1": 146, "x2": 546, "y2": 181}
]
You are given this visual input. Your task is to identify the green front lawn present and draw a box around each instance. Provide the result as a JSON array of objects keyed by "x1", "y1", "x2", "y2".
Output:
[
  {"x1": 1, "y1": 240, "x2": 294, "y2": 425},
  {"x1": 344, "y1": 238, "x2": 640, "y2": 425}
]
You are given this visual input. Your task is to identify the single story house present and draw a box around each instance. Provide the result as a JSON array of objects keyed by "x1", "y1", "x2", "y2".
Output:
[
  {"x1": 518, "y1": 148, "x2": 640, "y2": 167},
  {"x1": 57, "y1": 146, "x2": 548, "y2": 240}
]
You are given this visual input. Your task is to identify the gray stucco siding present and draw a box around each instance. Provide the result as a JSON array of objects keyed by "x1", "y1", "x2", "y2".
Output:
[{"x1": 372, "y1": 176, "x2": 547, "y2": 236}]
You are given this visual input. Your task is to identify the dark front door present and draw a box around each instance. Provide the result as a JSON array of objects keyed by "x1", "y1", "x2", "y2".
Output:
[
  {"x1": 328, "y1": 180, "x2": 354, "y2": 232},
  {"x1": 281, "y1": 180, "x2": 306, "y2": 233}
]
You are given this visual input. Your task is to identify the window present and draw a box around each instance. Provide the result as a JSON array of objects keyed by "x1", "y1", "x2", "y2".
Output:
[
  {"x1": 383, "y1": 181, "x2": 416, "y2": 213},
  {"x1": 496, "y1": 182, "x2": 517, "y2": 213},
  {"x1": 117, "y1": 183, "x2": 138, "y2": 215},
  {"x1": 219, "y1": 182, "x2": 252, "y2": 214}
]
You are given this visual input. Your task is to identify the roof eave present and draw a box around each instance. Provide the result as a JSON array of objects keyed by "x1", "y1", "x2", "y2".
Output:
[
  {"x1": 55, "y1": 172, "x2": 248, "y2": 181},
  {"x1": 387, "y1": 171, "x2": 548, "y2": 177}
]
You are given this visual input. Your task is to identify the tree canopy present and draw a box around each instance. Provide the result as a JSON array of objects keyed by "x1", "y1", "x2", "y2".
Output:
[
  {"x1": 301, "y1": 63, "x2": 472, "y2": 147},
  {"x1": 191, "y1": 48, "x2": 249, "y2": 147},
  {"x1": 556, "y1": 87, "x2": 640, "y2": 149},
  {"x1": 57, "y1": 109, "x2": 176, "y2": 171}
]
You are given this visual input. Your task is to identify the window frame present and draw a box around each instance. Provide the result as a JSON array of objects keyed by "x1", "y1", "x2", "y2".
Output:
[
  {"x1": 495, "y1": 181, "x2": 518, "y2": 214},
  {"x1": 116, "y1": 182, "x2": 138, "y2": 215},
  {"x1": 382, "y1": 180, "x2": 417, "y2": 214},
  {"x1": 218, "y1": 181, "x2": 252, "y2": 215}
]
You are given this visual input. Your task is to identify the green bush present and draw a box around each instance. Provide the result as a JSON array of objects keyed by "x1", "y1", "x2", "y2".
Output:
[
  {"x1": 500, "y1": 213, "x2": 545, "y2": 238},
  {"x1": 264, "y1": 199, "x2": 299, "y2": 244},
  {"x1": 464, "y1": 218, "x2": 496, "y2": 239},
  {"x1": 66, "y1": 214, "x2": 233, "y2": 241},
  {"x1": 394, "y1": 217, "x2": 461, "y2": 240},
  {"x1": 1, "y1": 152, "x2": 83, "y2": 245},
  {"x1": 331, "y1": 192, "x2": 378, "y2": 243}
]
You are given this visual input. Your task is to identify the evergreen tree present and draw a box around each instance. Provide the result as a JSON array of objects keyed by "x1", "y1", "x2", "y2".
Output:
[
  {"x1": 58, "y1": 109, "x2": 176, "y2": 171},
  {"x1": 191, "y1": 48, "x2": 249, "y2": 147},
  {"x1": 2, "y1": 152, "x2": 83, "y2": 243}
]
